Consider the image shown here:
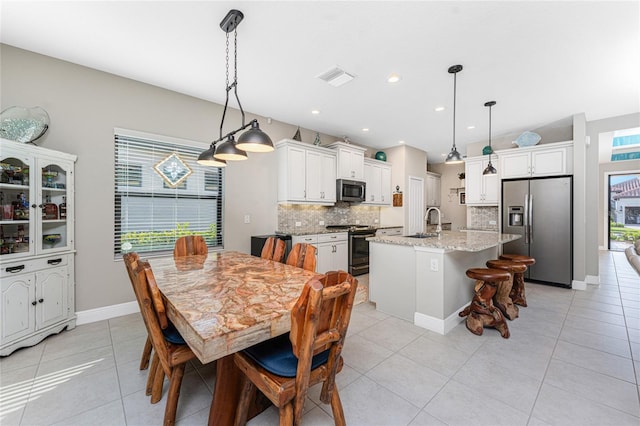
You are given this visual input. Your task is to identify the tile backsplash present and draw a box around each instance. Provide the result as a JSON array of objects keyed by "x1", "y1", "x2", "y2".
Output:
[
  {"x1": 467, "y1": 206, "x2": 499, "y2": 231},
  {"x1": 277, "y1": 203, "x2": 380, "y2": 233}
]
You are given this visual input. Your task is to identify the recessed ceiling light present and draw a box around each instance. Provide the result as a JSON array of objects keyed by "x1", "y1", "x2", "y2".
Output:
[
  {"x1": 311, "y1": 110, "x2": 320, "y2": 115},
  {"x1": 467, "y1": 125, "x2": 476, "y2": 130},
  {"x1": 362, "y1": 128, "x2": 369, "y2": 132},
  {"x1": 435, "y1": 106, "x2": 445, "y2": 112},
  {"x1": 441, "y1": 153, "x2": 447, "y2": 157},
  {"x1": 387, "y1": 73, "x2": 401, "y2": 83},
  {"x1": 398, "y1": 140, "x2": 405, "y2": 144}
]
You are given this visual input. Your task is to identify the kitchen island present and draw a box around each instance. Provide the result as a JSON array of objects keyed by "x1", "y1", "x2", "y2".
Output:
[{"x1": 367, "y1": 231, "x2": 521, "y2": 334}]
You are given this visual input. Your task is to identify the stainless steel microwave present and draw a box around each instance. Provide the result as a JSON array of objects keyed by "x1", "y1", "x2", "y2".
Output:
[{"x1": 336, "y1": 179, "x2": 366, "y2": 203}]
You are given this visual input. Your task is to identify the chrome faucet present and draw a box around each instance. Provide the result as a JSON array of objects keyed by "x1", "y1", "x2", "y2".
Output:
[{"x1": 425, "y1": 207, "x2": 442, "y2": 234}]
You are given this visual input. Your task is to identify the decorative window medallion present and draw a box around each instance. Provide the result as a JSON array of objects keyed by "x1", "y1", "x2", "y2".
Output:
[{"x1": 153, "y1": 152, "x2": 192, "y2": 188}]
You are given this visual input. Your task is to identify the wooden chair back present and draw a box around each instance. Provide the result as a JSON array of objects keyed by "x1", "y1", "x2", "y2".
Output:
[
  {"x1": 173, "y1": 235, "x2": 208, "y2": 258},
  {"x1": 286, "y1": 243, "x2": 317, "y2": 272},
  {"x1": 123, "y1": 252, "x2": 154, "y2": 372},
  {"x1": 260, "y1": 236, "x2": 286, "y2": 262},
  {"x1": 288, "y1": 271, "x2": 357, "y2": 420}
]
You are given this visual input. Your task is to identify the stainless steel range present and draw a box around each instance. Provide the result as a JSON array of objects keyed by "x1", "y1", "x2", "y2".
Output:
[{"x1": 325, "y1": 225, "x2": 376, "y2": 276}]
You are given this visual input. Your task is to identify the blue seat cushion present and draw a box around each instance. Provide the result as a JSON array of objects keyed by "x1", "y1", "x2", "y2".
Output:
[
  {"x1": 242, "y1": 333, "x2": 330, "y2": 378},
  {"x1": 162, "y1": 321, "x2": 186, "y2": 345}
]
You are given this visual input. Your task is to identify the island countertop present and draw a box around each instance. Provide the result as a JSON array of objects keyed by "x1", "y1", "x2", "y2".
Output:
[{"x1": 367, "y1": 230, "x2": 521, "y2": 252}]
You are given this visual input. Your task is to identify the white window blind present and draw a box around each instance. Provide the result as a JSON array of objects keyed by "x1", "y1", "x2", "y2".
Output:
[{"x1": 114, "y1": 132, "x2": 224, "y2": 257}]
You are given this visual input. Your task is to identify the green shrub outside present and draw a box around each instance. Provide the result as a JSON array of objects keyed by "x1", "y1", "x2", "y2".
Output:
[{"x1": 121, "y1": 223, "x2": 217, "y2": 252}]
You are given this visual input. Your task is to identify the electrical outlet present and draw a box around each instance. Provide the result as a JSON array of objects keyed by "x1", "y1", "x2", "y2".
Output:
[
  {"x1": 374, "y1": 219, "x2": 379, "y2": 223},
  {"x1": 489, "y1": 220, "x2": 497, "y2": 225},
  {"x1": 430, "y1": 259, "x2": 439, "y2": 272},
  {"x1": 355, "y1": 220, "x2": 360, "y2": 224},
  {"x1": 319, "y1": 220, "x2": 325, "y2": 225},
  {"x1": 244, "y1": 215, "x2": 250, "y2": 224},
  {"x1": 295, "y1": 221, "x2": 302, "y2": 227}
]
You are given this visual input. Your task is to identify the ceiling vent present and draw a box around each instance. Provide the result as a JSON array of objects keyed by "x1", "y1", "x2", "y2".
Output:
[{"x1": 316, "y1": 66, "x2": 355, "y2": 87}]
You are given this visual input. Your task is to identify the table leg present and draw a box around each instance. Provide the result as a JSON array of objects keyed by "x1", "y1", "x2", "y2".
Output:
[{"x1": 208, "y1": 354, "x2": 273, "y2": 426}]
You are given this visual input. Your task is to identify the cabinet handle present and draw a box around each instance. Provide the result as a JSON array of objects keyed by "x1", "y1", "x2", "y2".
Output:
[
  {"x1": 31, "y1": 204, "x2": 37, "y2": 209},
  {"x1": 47, "y1": 258, "x2": 63, "y2": 265},
  {"x1": 38, "y1": 298, "x2": 44, "y2": 303},
  {"x1": 32, "y1": 300, "x2": 37, "y2": 306},
  {"x1": 39, "y1": 204, "x2": 45, "y2": 209},
  {"x1": 6, "y1": 265, "x2": 25, "y2": 273}
]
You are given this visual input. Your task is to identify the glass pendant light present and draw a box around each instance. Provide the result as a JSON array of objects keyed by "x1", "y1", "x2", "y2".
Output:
[
  {"x1": 445, "y1": 65, "x2": 464, "y2": 164},
  {"x1": 483, "y1": 101, "x2": 497, "y2": 175},
  {"x1": 197, "y1": 143, "x2": 227, "y2": 167}
]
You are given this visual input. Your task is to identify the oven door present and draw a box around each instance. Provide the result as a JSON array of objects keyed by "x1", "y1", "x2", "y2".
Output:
[{"x1": 349, "y1": 232, "x2": 374, "y2": 275}]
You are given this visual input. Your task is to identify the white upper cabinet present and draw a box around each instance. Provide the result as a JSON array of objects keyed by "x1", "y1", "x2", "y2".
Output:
[
  {"x1": 465, "y1": 156, "x2": 499, "y2": 205},
  {"x1": 328, "y1": 142, "x2": 366, "y2": 180},
  {"x1": 363, "y1": 158, "x2": 391, "y2": 205},
  {"x1": 498, "y1": 141, "x2": 573, "y2": 179},
  {"x1": 276, "y1": 139, "x2": 337, "y2": 205},
  {"x1": 426, "y1": 172, "x2": 441, "y2": 207}
]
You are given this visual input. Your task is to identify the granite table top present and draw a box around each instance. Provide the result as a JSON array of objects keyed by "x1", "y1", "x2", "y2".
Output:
[
  {"x1": 149, "y1": 251, "x2": 319, "y2": 363},
  {"x1": 367, "y1": 230, "x2": 521, "y2": 252}
]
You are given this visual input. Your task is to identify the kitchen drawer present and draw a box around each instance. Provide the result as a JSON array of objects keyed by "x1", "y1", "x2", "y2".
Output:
[
  {"x1": 1, "y1": 254, "x2": 69, "y2": 278},
  {"x1": 376, "y1": 227, "x2": 402, "y2": 236},
  {"x1": 292, "y1": 235, "x2": 318, "y2": 246},
  {"x1": 318, "y1": 232, "x2": 348, "y2": 243}
]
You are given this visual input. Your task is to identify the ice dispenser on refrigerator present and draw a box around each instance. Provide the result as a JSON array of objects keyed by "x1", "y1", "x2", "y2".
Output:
[{"x1": 508, "y1": 206, "x2": 524, "y2": 226}]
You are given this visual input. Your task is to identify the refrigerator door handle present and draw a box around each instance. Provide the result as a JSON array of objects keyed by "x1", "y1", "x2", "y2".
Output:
[
  {"x1": 529, "y1": 194, "x2": 533, "y2": 242},
  {"x1": 524, "y1": 193, "x2": 529, "y2": 244}
]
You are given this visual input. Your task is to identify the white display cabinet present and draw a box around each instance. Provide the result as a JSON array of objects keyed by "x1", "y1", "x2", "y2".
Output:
[{"x1": 1, "y1": 138, "x2": 76, "y2": 356}]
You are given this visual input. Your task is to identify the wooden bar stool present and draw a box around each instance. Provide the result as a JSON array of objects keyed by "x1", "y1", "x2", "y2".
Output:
[
  {"x1": 499, "y1": 254, "x2": 535, "y2": 307},
  {"x1": 459, "y1": 268, "x2": 511, "y2": 338},
  {"x1": 486, "y1": 259, "x2": 527, "y2": 320}
]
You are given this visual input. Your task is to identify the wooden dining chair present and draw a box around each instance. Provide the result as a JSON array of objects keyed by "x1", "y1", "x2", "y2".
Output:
[
  {"x1": 123, "y1": 253, "x2": 153, "y2": 372},
  {"x1": 132, "y1": 259, "x2": 197, "y2": 426},
  {"x1": 286, "y1": 243, "x2": 317, "y2": 272},
  {"x1": 173, "y1": 235, "x2": 208, "y2": 257},
  {"x1": 233, "y1": 270, "x2": 358, "y2": 426},
  {"x1": 261, "y1": 236, "x2": 287, "y2": 262}
]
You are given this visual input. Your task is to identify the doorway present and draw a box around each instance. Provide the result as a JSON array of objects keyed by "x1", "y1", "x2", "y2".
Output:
[{"x1": 608, "y1": 173, "x2": 640, "y2": 251}]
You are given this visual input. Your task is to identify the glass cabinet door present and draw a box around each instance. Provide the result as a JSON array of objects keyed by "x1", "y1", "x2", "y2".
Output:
[
  {"x1": 1, "y1": 153, "x2": 35, "y2": 258},
  {"x1": 38, "y1": 157, "x2": 73, "y2": 254}
]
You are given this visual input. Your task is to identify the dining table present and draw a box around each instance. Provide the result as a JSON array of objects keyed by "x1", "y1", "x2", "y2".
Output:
[{"x1": 148, "y1": 250, "x2": 320, "y2": 426}]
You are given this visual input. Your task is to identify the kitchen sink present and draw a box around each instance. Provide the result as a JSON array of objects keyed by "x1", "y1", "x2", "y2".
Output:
[{"x1": 404, "y1": 233, "x2": 439, "y2": 238}]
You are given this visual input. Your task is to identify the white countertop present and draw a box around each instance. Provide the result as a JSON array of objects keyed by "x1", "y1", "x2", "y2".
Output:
[{"x1": 367, "y1": 230, "x2": 521, "y2": 252}]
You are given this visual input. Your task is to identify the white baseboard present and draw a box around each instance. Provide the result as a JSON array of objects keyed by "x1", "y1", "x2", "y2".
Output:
[
  {"x1": 585, "y1": 274, "x2": 600, "y2": 285},
  {"x1": 571, "y1": 280, "x2": 587, "y2": 291},
  {"x1": 76, "y1": 301, "x2": 139, "y2": 325},
  {"x1": 414, "y1": 303, "x2": 467, "y2": 335}
]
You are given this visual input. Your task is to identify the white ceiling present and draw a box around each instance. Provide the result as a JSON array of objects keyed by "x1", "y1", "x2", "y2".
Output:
[{"x1": 1, "y1": 1, "x2": 639, "y2": 163}]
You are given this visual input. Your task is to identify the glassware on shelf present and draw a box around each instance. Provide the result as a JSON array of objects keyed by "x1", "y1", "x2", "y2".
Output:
[{"x1": 42, "y1": 169, "x2": 58, "y2": 188}]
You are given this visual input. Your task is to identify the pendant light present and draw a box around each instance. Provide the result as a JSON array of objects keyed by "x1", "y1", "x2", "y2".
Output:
[
  {"x1": 199, "y1": 9, "x2": 273, "y2": 166},
  {"x1": 445, "y1": 65, "x2": 464, "y2": 164},
  {"x1": 197, "y1": 143, "x2": 227, "y2": 167},
  {"x1": 482, "y1": 101, "x2": 497, "y2": 175}
]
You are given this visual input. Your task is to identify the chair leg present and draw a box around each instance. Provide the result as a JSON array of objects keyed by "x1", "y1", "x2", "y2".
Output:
[
  {"x1": 147, "y1": 352, "x2": 160, "y2": 396},
  {"x1": 330, "y1": 387, "x2": 346, "y2": 426},
  {"x1": 140, "y1": 336, "x2": 152, "y2": 370},
  {"x1": 279, "y1": 403, "x2": 293, "y2": 426},
  {"x1": 151, "y1": 362, "x2": 166, "y2": 404},
  {"x1": 233, "y1": 376, "x2": 255, "y2": 426},
  {"x1": 163, "y1": 364, "x2": 186, "y2": 426}
]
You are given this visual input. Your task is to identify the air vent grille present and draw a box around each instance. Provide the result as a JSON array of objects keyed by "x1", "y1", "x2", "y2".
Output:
[{"x1": 316, "y1": 66, "x2": 355, "y2": 87}]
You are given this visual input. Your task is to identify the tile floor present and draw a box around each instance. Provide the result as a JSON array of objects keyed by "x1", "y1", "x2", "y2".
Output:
[{"x1": 1, "y1": 251, "x2": 639, "y2": 426}]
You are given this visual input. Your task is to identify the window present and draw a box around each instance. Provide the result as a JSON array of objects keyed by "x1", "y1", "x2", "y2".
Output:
[{"x1": 114, "y1": 131, "x2": 224, "y2": 257}]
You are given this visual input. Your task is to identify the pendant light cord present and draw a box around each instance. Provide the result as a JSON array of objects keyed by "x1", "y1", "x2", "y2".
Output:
[
  {"x1": 219, "y1": 28, "x2": 246, "y2": 141},
  {"x1": 452, "y1": 71, "x2": 457, "y2": 151}
]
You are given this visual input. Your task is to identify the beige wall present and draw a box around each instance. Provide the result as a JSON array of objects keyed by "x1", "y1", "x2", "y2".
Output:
[{"x1": 0, "y1": 44, "x2": 337, "y2": 311}]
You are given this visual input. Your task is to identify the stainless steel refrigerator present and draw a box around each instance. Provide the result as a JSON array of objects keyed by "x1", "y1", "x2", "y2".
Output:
[{"x1": 502, "y1": 176, "x2": 573, "y2": 287}]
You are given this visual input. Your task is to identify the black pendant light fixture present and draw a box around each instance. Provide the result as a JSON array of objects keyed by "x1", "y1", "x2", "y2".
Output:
[
  {"x1": 199, "y1": 9, "x2": 273, "y2": 166},
  {"x1": 445, "y1": 65, "x2": 464, "y2": 164},
  {"x1": 482, "y1": 101, "x2": 497, "y2": 175}
]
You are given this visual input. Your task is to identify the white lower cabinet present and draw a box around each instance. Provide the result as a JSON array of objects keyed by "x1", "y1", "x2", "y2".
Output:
[
  {"x1": 1, "y1": 254, "x2": 75, "y2": 355},
  {"x1": 292, "y1": 233, "x2": 348, "y2": 273}
]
